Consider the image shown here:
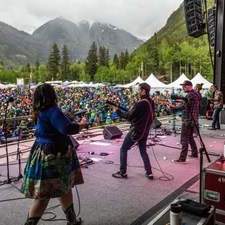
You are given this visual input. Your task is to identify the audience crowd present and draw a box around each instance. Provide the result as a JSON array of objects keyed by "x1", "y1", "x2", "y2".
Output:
[{"x1": 0, "y1": 84, "x2": 223, "y2": 142}]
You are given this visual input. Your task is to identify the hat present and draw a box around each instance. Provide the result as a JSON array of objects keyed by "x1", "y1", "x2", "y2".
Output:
[
  {"x1": 139, "y1": 83, "x2": 151, "y2": 92},
  {"x1": 180, "y1": 80, "x2": 193, "y2": 86}
]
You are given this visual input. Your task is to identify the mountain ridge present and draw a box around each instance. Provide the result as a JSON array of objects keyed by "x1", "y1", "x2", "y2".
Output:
[{"x1": 0, "y1": 18, "x2": 143, "y2": 65}]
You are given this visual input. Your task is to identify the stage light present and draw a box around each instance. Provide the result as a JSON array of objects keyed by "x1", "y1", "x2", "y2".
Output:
[{"x1": 184, "y1": 0, "x2": 205, "y2": 37}]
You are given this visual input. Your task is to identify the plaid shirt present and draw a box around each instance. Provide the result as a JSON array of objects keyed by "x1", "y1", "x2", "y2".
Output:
[{"x1": 182, "y1": 90, "x2": 200, "y2": 124}]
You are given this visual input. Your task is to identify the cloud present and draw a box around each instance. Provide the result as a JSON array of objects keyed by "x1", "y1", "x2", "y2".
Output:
[{"x1": 0, "y1": 0, "x2": 183, "y2": 39}]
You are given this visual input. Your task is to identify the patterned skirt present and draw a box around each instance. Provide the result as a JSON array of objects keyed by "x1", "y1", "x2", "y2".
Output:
[{"x1": 21, "y1": 141, "x2": 84, "y2": 199}]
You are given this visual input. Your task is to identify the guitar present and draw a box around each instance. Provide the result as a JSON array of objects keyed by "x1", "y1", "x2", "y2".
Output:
[{"x1": 106, "y1": 100, "x2": 128, "y2": 112}]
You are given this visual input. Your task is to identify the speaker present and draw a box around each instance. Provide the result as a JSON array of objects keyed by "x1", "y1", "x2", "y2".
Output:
[
  {"x1": 103, "y1": 126, "x2": 123, "y2": 140},
  {"x1": 208, "y1": 7, "x2": 216, "y2": 47},
  {"x1": 184, "y1": 0, "x2": 205, "y2": 37}
]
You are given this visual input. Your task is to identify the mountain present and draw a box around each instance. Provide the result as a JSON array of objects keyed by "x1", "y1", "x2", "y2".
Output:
[
  {"x1": 0, "y1": 18, "x2": 143, "y2": 65},
  {"x1": 0, "y1": 21, "x2": 45, "y2": 65},
  {"x1": 32, "y1": 17, "x2": 143, "y2": 59},
  {"x1": 132, "y1": 1, "x2": 214, "y2": 81}
]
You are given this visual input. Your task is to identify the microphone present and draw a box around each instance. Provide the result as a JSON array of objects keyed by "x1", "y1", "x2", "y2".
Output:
[{"x1": 6, "y1": 97, "x2": 14, "y2": 103}]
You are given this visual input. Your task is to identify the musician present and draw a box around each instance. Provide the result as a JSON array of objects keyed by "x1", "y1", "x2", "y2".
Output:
[
  {"x1": 112, "y1": 83, "x2": 154, "y2": 179},
  {"x1": 21, "y1": 84, "x2": 86, "y2": 225},
  {"x1": 209, "y1": 85, "x2": 223, "y2": 130},
  {"x1": 170, "y1": 81, "x2": 200, "y2": 162}
]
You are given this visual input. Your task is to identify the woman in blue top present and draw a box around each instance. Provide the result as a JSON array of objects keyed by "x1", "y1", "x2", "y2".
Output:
[{"x1": 21, "y1": 84, "x2": 85, "y2": 225}]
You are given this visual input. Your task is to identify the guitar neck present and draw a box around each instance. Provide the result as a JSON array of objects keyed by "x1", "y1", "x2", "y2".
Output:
[{"x1": 106, "y1": 101, "x2": 128, "y2": 112}]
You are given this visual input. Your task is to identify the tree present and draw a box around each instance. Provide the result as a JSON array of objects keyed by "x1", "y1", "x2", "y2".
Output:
[
  {"x1": 99, "y1": 46, "x2": 105, "y2": 66},
  {"x1": 119, "y1": 52, "x2": 126, "y2": 69},
  {"x1": 85, "y1": 42, "x2": 98, "y2": 81},
  {"x1": 113, "y1": 54, "x2": 119, "y2": 69},
  {"x1": 124, "y1": 49, "x2": 129, "y2": 68},
  {"x1": 61, "y1": 45, "x2": 70, "y2": 80},
  {"x1": 47, "y1": 43, "x2": 61, "y2": 80},
  {"x1": 105, "y1": 48, "x2": 110, "y2": 67}
]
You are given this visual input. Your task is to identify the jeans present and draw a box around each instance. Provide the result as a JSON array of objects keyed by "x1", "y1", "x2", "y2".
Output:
[
  {"x1": 120, "y1": 133, "x2": 152, "y2": 174},
  {"x1": 180, "y1": 123, "x2": 198, "y2": 160},
  {"x1": 212, "y1": 107, "x2": 222, "y2": 129}
]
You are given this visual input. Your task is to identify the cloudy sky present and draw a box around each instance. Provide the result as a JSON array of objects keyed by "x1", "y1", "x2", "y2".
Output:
[{"x1": 0, "y1": 0, "x2": 183, "y2": 39}]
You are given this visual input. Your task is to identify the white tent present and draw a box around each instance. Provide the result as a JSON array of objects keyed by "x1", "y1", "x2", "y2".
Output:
[
  {"x1": 121, "y1": 76, "x2": 144, "y2": 88},
  {"x1": 191, "y1": 73, "x2": 213, "y2": 89},
  {"x1": 0, "y1": 83, "x2": 6, "y2": 89},
  {"x1": 166, "y1": 73, "x2": 190, "y2": 89},
  {"x1": 145, "y1": 73, "x2": 167, "y2": 88},
  {"x1": 4, "y1": 84, "x2": 17, "y2": 88}
]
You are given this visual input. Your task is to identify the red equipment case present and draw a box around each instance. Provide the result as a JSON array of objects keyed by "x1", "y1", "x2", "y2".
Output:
[{"x1": 203, "y1": 158, "x2": 225, "y2": 225}]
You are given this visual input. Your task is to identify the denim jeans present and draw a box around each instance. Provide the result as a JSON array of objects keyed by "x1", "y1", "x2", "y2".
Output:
[
  {"x1": 120, "y1": 133, "x2": 152, "y2": 174},
  {"x1": 212, "y1": 107, "x2": 222, "y2": 129},
  {"x1": 180, "y1": 123, "x2": 198, "y2": 160}
]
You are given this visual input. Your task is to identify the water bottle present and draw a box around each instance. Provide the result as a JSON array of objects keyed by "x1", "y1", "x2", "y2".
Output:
[{"x1": 170, "y1": 203, "x2": 182, "y2": 225}]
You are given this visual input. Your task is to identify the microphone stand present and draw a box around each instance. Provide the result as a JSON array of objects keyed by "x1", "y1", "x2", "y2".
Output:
[
  {"x1": 191, "y1": 113, "x2": 211, "y2": 204},
  {"x1": 1, "y1": 101, "x2": 11, "y2": 184},
  {"x1": 16, "y1": 127, "x2": 23, "y2": 180},
  {"x1": 0, "y1": 99, "x2": 18, "y2": 185}
]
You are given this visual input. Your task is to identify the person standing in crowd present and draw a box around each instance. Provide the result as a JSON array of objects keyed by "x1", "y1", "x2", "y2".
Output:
[
  {"x1": 112, "y1": 83, "x2": 155, "y2": 179},
  {"x1": 209, "y1": 85, "x2": 224, "y2": 130},
  {"x1": 21, "y1": 84, "x2": 86, "y2": 225},
  {"x1": 170, "y1": 81, "x2": 200, "y2": 162}
]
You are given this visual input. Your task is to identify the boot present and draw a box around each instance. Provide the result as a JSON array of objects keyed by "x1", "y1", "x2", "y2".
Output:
[
  {"x1": 63, "y1": 204, "x2": 82, "y2": 225},
  {"x1": 24, "y1": 217, "x2": 40, "y2": 225}
]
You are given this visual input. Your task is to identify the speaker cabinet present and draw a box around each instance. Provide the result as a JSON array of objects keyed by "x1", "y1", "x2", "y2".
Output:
[
  {"x1": 103, "y1": 126, "x2": 123, "y2": 140},
  {"x1": 184, "y1": 0, "x2": 205, "y2": 37}
]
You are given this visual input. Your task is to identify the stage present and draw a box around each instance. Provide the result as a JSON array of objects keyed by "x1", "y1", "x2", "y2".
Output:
[{"x1": 0, "y1": 118, "x2": 224, "y2": 225}]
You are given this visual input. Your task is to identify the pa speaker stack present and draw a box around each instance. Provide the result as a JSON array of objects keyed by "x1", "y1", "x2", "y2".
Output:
[
  {"x1": 184, "y1": 0, "x2": 205, "y2": 37},
  {"x1": 103, "y1": 126, "x2": 123, "y2": 140},
  {"x1": 208, "y1": 6, "x2": 216, "y2": 47}
]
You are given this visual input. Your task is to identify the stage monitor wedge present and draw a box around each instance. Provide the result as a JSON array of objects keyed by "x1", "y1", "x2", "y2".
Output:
[
  {"x1": 103, "y1": 126, "x2": 123, "y2": 140},
  {"x1": 184, "y1": 0, "x2": 205, "y2": 37}
]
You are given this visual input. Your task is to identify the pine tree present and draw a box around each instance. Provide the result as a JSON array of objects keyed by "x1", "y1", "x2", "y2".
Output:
[
  {"x1": 119, "y1": 52, "x2": 126, "y2": 69},
  {"x1": 61, "y1": 45, "x2": 70, "y2": 80},
  {"x1": 105, "y1": 48, "x2": 110, "y2": 67},
  {"x1": 124, "y1": 49, "x2": 129, "y2": 68},
  {"x1": 99, "y1": 46, "x2": 106, "y2": 66},
  {"x1": 47, "y1": 43, "x2": 61, "y2": 80},
  {"x1": 113, "y1": 54, "x2": 119, "y2": 69},
  {"x1": 86, "y1": 42, "x2": 98, "y2": 81}
]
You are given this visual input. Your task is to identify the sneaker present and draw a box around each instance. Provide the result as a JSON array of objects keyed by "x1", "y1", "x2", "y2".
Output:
[
  {"x1": 174, "y1": 159, "x2": 186, "y2": 163},
  {"x1": 145, "y1": 173, "x2": 154, "y2": 180},
  {"x1": 112, "y1": 171, "x2": 128, "y2": 179},
  {"x1": 208, "y1": 128, "x2": 216, "y2": 130},
  {"x1": 67, "y1": 218, "x2": 82, "y2": 225},
  {"x1": 188, "y1": 154, "x2": 198, "y2": 158}
]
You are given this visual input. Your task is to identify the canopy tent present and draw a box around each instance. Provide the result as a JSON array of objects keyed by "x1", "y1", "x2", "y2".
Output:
[
  {"x1": 166, "y1": 73, "x2": 190, "y2": 89},
  {"x1": 0, "y1": 83, "x2": 6, "y2": 89},
  {"x1": 191, "y1": 73, "x2": 213, "y2": 89},
  {"x1": 118, "y1": 76, "x2": 144, "y2": 88},
  {"x1": 4, "y1": 84, "x2": 17, "y2": 88},
  {"x1": 145, "y1": 73, "x2": 167, "y2": 88}
]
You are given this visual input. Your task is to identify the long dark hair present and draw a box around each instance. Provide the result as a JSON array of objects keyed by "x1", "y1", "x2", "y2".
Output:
[{"x1": 32, "y1": 83, "x2": 57, "y2": 122}]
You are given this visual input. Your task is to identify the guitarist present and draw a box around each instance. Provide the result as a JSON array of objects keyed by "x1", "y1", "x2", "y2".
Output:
[{"x1": 112, "y1": 83, "x2": 155, "y2": 180}]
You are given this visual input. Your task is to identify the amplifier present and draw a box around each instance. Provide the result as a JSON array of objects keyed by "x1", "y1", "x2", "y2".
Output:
[{"x1": 203, "y1": 158, "x2": 225, "y2": 224}]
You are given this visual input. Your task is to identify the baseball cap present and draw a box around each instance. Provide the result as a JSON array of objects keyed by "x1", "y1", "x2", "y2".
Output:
[{"x1": 180, "y1": 80, "x2": 193, "y2": 86}]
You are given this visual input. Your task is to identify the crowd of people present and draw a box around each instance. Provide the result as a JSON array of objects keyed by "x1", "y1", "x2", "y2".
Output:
[{"x1": 0, "y1": 83, "x2": 223, "y2": 142}]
